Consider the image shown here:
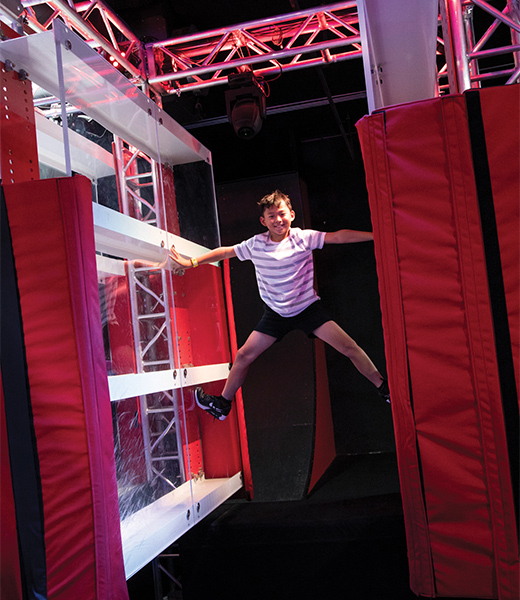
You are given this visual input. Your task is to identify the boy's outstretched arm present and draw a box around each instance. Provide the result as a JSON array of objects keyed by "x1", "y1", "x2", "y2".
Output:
[
  {"x1": 169, "y1": 244, "x2": 236, "y2": 272},
  {"x1": 324, "y1": 229, "x2": 374, "y2": 244},
  {"x1": 129, "y1": 256, "x2": 169, "y2": 269}
]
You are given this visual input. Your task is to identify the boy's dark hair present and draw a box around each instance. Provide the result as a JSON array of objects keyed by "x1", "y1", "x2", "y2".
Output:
[{"x1": 258, "y1": 190, "x2": 293, "y2": 214}]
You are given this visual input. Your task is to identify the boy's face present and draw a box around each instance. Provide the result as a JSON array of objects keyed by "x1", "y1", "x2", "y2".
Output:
[{"x1": 260, "y1": 200, "x2": 295, "y2": 242}]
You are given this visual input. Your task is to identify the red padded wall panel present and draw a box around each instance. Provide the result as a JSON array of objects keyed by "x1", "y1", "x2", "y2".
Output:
[
  {"x1": 357, "y1": 88, "x2": 519, "y2": 599},
  {"x1": 479, "y1": 85, "x2": 519, "y2": 392},
  {"x1": 4, "y1": 177, "x2": 128, "y2": 600},
  {"x1": 223, "y1": 259, "x2": 253, "y2": 498},
  {"x1": 356, "y1": 110, "x2": 436, "y2": 596}
]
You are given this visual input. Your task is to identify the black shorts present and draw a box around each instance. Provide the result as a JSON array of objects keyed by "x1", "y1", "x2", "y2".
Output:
[{"x1": 253, "y1": 300, "x2": 332, "y2": 340}]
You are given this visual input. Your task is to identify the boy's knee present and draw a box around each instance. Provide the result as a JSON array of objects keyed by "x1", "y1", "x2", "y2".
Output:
[
  {"x1": 340, "y1": 339, "x2": 361, "y2": 357},
  {"x1": 235, "y1": 345, "x2": 256, "y2": 365}
]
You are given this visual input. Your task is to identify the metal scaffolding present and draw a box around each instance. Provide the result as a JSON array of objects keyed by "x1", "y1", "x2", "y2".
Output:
[
  {"x1": 1, "y1": 1, "x2": 517, "y2": 102},
  {"x1": 0, "y1": 13, "x2": 241, "y2": 589},
  {"x1": 114, "y1": 136, "x2": 185, "y2": 493},
  {"x1": 439, "y1": 0, "x2": 520, "y2": 93},
  {"x1": 20, "y1": 0, "x2": 144, "y2": 80},
  {"x1": 146, "y1": 1, "x2": 361, "y2": 95}
]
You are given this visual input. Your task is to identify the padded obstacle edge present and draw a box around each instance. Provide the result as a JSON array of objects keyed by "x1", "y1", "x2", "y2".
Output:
[
  {"x1": 356, "y1": 87, "x2": 519, "y2": 599},
  {"x1": 3, "y1": 177, "x2": 128, "y2": 600}
]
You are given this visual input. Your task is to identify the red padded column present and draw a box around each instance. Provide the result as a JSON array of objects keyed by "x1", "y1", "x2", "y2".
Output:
[
  {"x1": 357, "y1": 89, "x2": 519, "y2": 599},
  {"x1": 4, "y1": 177, "x2": 128, "y2": 600},
  {"x1": 479, "y1": 85, "x2": 519, "y2": 391},
  {"x1": 356, "y1": 109, "x2": 435, "y2": 597}
]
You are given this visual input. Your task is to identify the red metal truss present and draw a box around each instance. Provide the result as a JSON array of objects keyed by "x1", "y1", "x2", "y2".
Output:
[
  {"x1": 21, "y1": 0, "x2": 144, "y2": 82},
  {"x1": 439, "y1": 0, "x2": 520, "y2": 93},
  {"x1": 145, "y1": 1, "x2": 362, "y2": 95},
  {"x1": 8, "y1": 1, "x2": 519, "y2": 99}
]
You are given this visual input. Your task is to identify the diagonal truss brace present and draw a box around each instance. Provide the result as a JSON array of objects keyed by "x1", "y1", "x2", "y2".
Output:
[
  {"x1": 21, "y1": 0, "x2": 145, "y2": 82},
  {"x1": 146, "y1": 1, "x2": 362, "y2": 95}
]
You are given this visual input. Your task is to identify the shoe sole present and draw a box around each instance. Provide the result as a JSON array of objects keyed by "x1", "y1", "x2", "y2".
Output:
[{"x1": 195, "y1": 388, "x2": 228, "y2": 421}]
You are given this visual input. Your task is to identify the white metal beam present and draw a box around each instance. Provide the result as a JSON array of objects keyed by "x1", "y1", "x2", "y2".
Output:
[
  {"x1": 121, "y1": 473, "x2": 243, "y2": 579},
  {"x1": 35, "y1": 109, "x2": 115, "y2": 179},
  {"x1": 358, "y1": 0, "x2": 439, "y2": 113},
  {"x1": 107, "y1": 365, "x2": 232, "y2": 401},
  {"x1": 92, "y1": 202, "x2": 215, "y2": 263}
]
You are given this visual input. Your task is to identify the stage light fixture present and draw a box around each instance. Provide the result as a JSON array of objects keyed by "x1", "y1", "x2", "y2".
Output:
[{"x1": 225, "y1": 72, "x2": 266, "y2": 139}]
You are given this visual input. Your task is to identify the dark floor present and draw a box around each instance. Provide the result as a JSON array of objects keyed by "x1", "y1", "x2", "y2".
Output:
[{"x1": 127, "y1": 453, "x2": 486, "y2": 600}]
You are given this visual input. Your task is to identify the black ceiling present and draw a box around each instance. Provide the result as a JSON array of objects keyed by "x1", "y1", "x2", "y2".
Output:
[{"x1": 104, "y1": 1, "x2": 331, "y2": 40}]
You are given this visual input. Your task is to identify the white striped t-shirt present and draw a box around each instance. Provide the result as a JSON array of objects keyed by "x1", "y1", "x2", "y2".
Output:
[{"x1": 234, "y1": 227, "x2": 326, "y2": 317}]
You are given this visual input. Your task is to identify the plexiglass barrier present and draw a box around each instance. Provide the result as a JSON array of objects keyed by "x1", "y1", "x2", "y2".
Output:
[{"x1": 0, "y1": 20, "x2": 244, "y2": 578}]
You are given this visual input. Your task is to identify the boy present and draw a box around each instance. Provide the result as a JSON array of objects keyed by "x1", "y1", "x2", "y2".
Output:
[{"x1": 169, "y1": 190, "x2": 390, "y2": 420}]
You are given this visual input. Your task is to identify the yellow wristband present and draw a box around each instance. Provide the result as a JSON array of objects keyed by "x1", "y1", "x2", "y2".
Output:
[{"x1": 191, "y1": 257, "x2": 199, "y2": 268}]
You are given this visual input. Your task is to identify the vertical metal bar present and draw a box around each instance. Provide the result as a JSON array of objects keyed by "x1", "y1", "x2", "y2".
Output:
[
  {"x1": 152, "y1": 558, "x2": 163, "y2": 600},
  {"x1": 119, "y1": 133, "x2": 184, "y2": 486},
  {"x1": 112, "y1": 136, "x2": 130, "y2": 215},
  {"x1": 149, "y1": 109, "x2": 187, "y2": 485},
  {"x1": 127, "y1": 262, "x2": 153, "y2": 481},
  {"x1": 463, "y1": 4, "x2": 480, "y2": 86},
  {"x1": 160, "y1": 268, "x2": 185, "y2": 480},
  {"x1": 139, "y1": 394, "x2": 154, "y2": 480},
  {"x1": 126, "y1": 260, "x2": 154, "y2": 479},
  {"x1": 54, "y1": 28, "x2": 72, "y2": 176},
  {"x1": 441, "y1": 0, "x2": 472, "y2": 93},
  {"x1": 151, "y1": 159, "x2": 162, "y2": 230},
  {"x1": 146, "y1": 42, "x2": 158, "y2": 81},
  {"x1": 509, "y1": 0, "x2": 520, "y2": 68}
]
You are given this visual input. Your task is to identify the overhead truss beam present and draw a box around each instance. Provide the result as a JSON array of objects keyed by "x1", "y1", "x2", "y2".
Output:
[
  {"x1": 146, "y1": 1, "x2": 361, "y2": 95},
  {"x1": 1, "y1": 1, "x2": 517, "y2": 99}
]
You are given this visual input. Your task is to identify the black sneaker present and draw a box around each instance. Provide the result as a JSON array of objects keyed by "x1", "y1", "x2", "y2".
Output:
[
  {"x1": 195, "y1": 387, "x2": 232, "y2": 421},
  {"x1": 378, "y1": 379, "x2": 391, "y2": 404}
]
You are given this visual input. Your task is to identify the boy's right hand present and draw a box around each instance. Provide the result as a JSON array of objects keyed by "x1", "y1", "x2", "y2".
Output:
[{"x1": 168, "y1": 245, "x2": 191, "y2": 274}]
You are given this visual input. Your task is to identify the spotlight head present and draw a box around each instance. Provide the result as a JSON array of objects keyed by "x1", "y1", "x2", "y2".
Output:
[
  {"x1": 225, "y1": 72, "x2": 266, "y2": 139},
  {"x1": 230, "y1": 96, "x2": 265, "y2": 138}
]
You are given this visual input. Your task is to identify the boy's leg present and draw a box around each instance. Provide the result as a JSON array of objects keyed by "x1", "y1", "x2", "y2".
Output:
[
  {"x1": 221, "y1": 330, "x2": 277, "y2": 399},
  {"x1": 312, "y1": 320, "x2": 384, "y2": 387},
  {"x1": 195, "y1": 330, "x2": 277, "y2": 420}
]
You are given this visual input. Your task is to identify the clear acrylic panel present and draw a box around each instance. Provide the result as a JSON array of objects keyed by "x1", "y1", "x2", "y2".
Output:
[{"x1": 0, "y1": 21, "x2": 243, "y2": 575}]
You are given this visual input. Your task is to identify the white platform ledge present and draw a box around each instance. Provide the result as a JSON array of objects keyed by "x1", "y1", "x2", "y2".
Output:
[{"x1": 121, "y1": 472, "x2": 243, "y2": 579}]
